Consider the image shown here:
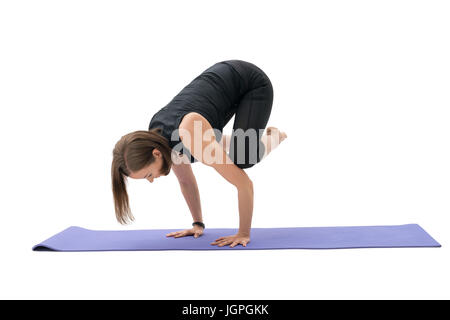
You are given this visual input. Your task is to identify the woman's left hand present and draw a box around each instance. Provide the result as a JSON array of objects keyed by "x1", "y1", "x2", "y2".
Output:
[{"x1": 210, "y1": 234, "x2": 250, "y2": 248}]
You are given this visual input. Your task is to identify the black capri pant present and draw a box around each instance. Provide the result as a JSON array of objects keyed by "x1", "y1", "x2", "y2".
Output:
[{"x1": 220, "y1": 60, "x2": 274, "y2": 169}]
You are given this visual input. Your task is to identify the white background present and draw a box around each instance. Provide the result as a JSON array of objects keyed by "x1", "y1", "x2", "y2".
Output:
[{"x1": 0, "y1": 0, "x2": 449, "y2": 299}]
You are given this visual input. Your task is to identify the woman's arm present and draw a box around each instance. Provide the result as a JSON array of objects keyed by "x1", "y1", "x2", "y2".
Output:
[
  {"x1": 171, "y1": 159, "x2": 203, "y2": 223},
  {"x1": 166, "y1": 158, "x2": 205, "y2": 239},
  {"x1": 208, "y1": 161, "x2": 254, "y2": 237},
  {"x1": 179, "y1": 113, "x2": 254, "y2": 246}
]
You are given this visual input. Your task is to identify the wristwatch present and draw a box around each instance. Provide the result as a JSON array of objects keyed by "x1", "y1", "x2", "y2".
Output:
[{"x1": 192, "y1": 221, "x2": 205, "y2": 229}]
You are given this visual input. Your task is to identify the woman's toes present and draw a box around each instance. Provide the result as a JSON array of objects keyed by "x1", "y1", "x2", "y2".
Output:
[
  {"x1": 265, "y1": 126, "x2": 288, "y2": 143},
  {"x1": 266, "y1": 126, "x2": 279, "y2": 136},
  {"x1": 266, "y1": 126, "x2": 275, "y2": 135}
]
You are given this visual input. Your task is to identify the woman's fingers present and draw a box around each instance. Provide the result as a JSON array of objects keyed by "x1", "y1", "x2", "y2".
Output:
[
  {"x1": 210, "y1": 235, "x2": 250, "y2": 247},
  {"x1": 218, "y1": 239, "x2": 233, "y2": 247},
  {"x1": 194, "y1": 231, "x2": 203, "y2": 238},
  {"x1": 167, "y1": 229, "x2": 204, "y2": 239},
  {"x1": 230, "y1": 241, "x2": 240, "y2": 248},
  {"x1": 174, "y1": 232, "x2": 187, "y2": 238},
  {"x1": 211, "y1": 236, "x2": 233, "y2": 245}
]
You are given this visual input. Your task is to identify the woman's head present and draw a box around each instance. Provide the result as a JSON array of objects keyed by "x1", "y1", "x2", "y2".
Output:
[{"x1": 111, "y1": 128, "x2": 173, "y2": 224}]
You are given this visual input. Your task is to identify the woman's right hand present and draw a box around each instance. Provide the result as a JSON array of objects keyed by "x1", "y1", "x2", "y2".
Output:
[{"x1": 166, "y1": 225, "x2": 204, "y2": 238}]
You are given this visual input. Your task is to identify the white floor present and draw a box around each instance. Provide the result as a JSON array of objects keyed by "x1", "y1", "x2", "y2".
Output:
[
  {"x1": 1, "y1": 0, "x2": 449, "y2": 299},
  {"x1": 3, "y1": 228, "x2": 449, "y2": 299}
]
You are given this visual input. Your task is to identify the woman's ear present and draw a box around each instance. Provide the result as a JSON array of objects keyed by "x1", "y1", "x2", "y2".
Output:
[{"x1": 152, "y1": 148, "x2": 161, "y2": 157}]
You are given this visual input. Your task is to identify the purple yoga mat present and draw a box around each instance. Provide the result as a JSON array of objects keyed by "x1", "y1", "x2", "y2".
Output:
[{"x1": 32, "y1": 224, "x2": 441, "y2": 251}]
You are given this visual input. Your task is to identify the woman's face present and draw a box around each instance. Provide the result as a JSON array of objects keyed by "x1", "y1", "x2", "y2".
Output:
[{"x1": 128, "y1": 149, "x2": 166, "y2": 183}]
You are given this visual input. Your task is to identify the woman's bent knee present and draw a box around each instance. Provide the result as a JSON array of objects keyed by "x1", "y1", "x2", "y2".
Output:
[{"x1": 235, "y1": 162, "x2": 256, "y2": 169}]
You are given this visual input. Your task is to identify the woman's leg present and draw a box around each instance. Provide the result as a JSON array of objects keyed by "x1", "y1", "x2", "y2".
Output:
[
  {"x1": 260, "y1": 127, "x2": 288, "y2": 158},
  {"x1": 228, "y1": 79, "x2": 274, "y2": 169},
  {"x1": 220, "y1": 127, "x2": 287, "y2": 160}
]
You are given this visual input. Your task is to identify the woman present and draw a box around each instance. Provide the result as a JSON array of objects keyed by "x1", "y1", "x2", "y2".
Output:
[{"x1": 111, "y1": 59, "x2": 287, "y2": 248}]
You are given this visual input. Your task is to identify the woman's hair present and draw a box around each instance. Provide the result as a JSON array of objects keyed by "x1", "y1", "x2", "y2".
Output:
[{"x1": 111, "y1": 128, "x2": 173, "y2": 224}]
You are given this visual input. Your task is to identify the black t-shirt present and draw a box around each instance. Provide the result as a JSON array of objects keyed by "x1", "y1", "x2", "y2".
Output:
[{"x1": 148, "y1": 60, "x2": 246, "y2": 163}]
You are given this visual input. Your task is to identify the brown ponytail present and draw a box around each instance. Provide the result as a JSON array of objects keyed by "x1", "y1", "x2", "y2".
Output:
[{"x1": 111, "y1": 128, "x2": 173, "y2": 224}]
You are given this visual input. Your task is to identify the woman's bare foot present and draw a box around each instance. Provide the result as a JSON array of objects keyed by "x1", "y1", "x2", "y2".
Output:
[
  {"x1": 218, "y1": 126, "x2": 287, "y2": 161},
  {"x1": 266, "y1": 126, "x2": 288, "y2": 143},
  {"x1": 259, "y1": 126, "x2": 288, "y2": 160}
]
